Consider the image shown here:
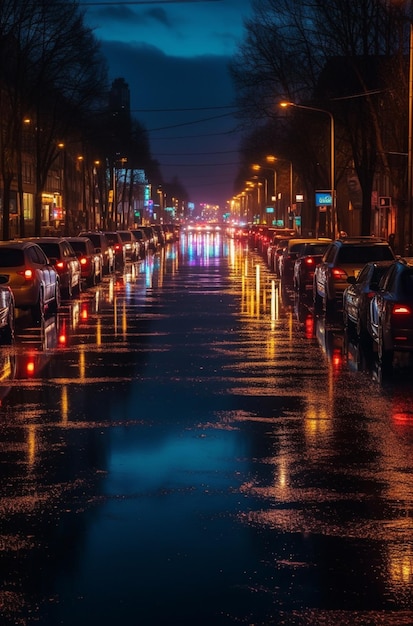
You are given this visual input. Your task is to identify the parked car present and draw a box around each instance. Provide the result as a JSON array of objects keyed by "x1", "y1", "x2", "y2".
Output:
[
  {"x1": 29, "y1": 237, "x2": 81, "y2": 298},
  {"x1": 141, "y1": 226, "x2": 158, "y2": 251},
  {"x1": 293, "y1": 240, "x2": 333, "y2": 293},
  {"x1": 79, "y1": 231, "x2": 114, "y2": 275},
  {"x1": 368, "y1": 258, "x2": 413, "y2": 364},
  {"x1": 342, "y1": 260, "x2": 395, "y2": 337},
  {"x1": 117, "y1": 230, "x2": 139, "y2": 261},
  {"x1": 65, "y1": 236, "x2": 103, "y2": 287},
  {"x1": 0, "y1": 240, "x2": 60, "y2": 323},
  {"x1": 151, "y1": 224, "x2": 166, "y2": 247},
  {"x1": 130, "y1": 228, "x2": 149, "y2": 259},
  {"x1": 267, "y1": 237, "x2": 292, "y2": 275},
  {"x1": 279, "y1": 238, "x2": 332, "y2": 283},
  {"x1": 313, "y1": 236, "x2": 395, "y2": 316},
  {"x1": 102, "y1": 231, "x2": 126, "y2": 270},
  {"x1": 0, "y1": 286, "x2": 15, "y2": 343}
]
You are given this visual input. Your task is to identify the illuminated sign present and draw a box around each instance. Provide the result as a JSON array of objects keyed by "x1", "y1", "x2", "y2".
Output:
[{"x1": 315, "y1": 191, "x2": 332, "y2": 206}]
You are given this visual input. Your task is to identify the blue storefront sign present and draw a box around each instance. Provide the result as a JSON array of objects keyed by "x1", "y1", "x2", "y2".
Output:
[{"x1": 315, "y1": 192, "x2": 332, "y2": 206}]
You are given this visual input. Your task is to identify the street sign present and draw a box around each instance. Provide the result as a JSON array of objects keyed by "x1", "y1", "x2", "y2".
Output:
[
  {"x1": 379, "y1": 196, "x2": 391, "y2": 207},
  {"x1": 315, "y1": 191, "x2": 332, "y2": 206}
]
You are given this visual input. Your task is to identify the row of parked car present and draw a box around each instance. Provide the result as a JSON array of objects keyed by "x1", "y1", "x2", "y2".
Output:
[
  {"x1": 243, "y1": 225, "x2": 413, "y2": 367},
  {"x1": 0, "y1": 223, "x2": 180, "y2": 342}
]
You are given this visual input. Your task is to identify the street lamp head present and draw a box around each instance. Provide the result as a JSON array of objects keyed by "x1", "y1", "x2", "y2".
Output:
[
  {"x1": 279, "y1": 101, "x2": 295, "y2": 108},
  {"x1": 251, "y1": 164, "x2": 261, "y2": 171}
]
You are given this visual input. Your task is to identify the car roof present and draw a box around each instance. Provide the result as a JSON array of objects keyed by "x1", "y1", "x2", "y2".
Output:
[
  {"x1": 28, "y1": 236, "x2": 66, "y2": 242},
  {"x1": 0, "y1": 239, "x2": 41, "y2": 248},
  {"x1": 66, "y1": 236, "x2": 92, "y2": 242}
]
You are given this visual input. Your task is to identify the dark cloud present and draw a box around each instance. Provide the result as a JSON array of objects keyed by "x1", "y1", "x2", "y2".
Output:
[
  {"x1": 89, "y1": 6, "x2": 172, "y2": 28},
  {"x1": 100, "y1": 39, "x2": 241, "y2": 205}
]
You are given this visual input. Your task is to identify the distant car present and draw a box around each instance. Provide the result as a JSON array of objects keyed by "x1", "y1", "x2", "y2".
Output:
[
  {"x1": 293, "y1": 240, "x2": 333, "y2": 293},
  {"x1": 0, "y1": 286, "x2": 14, "y2": 343},
  {"x1": 0, "y1": 240, "x2": 60, "y2": 323},
  {"x1": 117, "y1": 230, "x2": 139, "y2": 261},
  {"x1": 151, "y1": 224, "x2": 166, "y2": 247},
  {"x1": 79, "y1": 231, "x2": 114, "y2": 275},
  {"x1": 130, "y1": 228, "x2": 149, "y2": 259},
  {"x1": 313, "y1": 236, "x2": 395, "y2": 316},
  {"x1": 342, "y1": 260, "x2": 395, "y2": 337},
  {"x1": 368, "y1": 258, "x2": 413, "y2": 365},
  {"x1": 279, "y1": 238, "x2": 332, "y2": 283},
  {"x1": 102, "y1": 231, "x2": 125, "y2": 270},
  {"x1": 65, "y1": 236, "x2": 103, "y2": 287},
  {"x1": 141, "y1": 226, "x2": 158, "y2": 251},
  {"x1": 29, "y1": 237, "x2": 81, "y2": 298},
  {"x1": 267, "y1": 231, "x2": 297, "y2": 275}
]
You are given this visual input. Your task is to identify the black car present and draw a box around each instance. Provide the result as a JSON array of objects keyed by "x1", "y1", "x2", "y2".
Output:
[{"x1": 342, "y1": 260, "x2": 395, "y2": 337}]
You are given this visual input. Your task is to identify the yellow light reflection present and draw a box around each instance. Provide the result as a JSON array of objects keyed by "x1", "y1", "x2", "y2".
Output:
[
  {"x1": 61, "y1": 385, "x2": 68, "y2": 425},
  {"x1": 27, "y1": 424, "x2": 36, "y2": 468},
  {"x1": 79, "y1": 346, "x2": 85, "y2": 381},
  {"x1": 96, "y1": 319, "x2": 102, "y2": 346}
]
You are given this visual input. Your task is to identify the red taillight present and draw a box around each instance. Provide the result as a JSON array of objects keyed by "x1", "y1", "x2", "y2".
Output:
[
  {"x1": 114, "y1": 244, "x2": 121, "y2": 251},
  {"x1": 56, "y1": 261, "x2": 65, "y2": 270},
  {"x1": 393, "y1": 305, "x2": 412, "y2": 315},
  {"x1": 305, "y1": 257, "x2": 315, "y2": 266},
  {"x1": 332, "y1": 267, "x2": 347, "y2": 280},
  {"x1": 80, "y1": 257, "x2": 87, "y2": 265},
  {"x1": 18, "y1": 268, "x2": 34, "y2": 280}
]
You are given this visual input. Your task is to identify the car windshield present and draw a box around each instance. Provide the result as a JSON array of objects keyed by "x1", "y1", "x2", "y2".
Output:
[
  {"x1": 104, "y1": 234, "x2": 118, "y2": 245},
  {"x1": 290, "y1": 243, "x2": 306, "y2": 253},
  {"x1": 118, "y1": 233, "x2": 130, "y2": 242},
  {"x1": 36, "y1": 243, "x2": 60, "y2": 259},
  {"x1": 303, "y1": 243, "x2": 330, "y2": 256},
  {"x1": 69, "y1": 241, "x2": 86, "y2": 254},
  {"x1": 83, "y1": 234, "x2": 100, "y2": 247},
  {"x1": 338, "y1": 245, "x2": 394, "y2": 264},
  {"x1": 0, "y1": 249, "x2": 25, "y2": 267}
]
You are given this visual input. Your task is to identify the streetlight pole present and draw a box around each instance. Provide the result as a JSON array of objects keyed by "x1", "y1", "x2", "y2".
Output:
[
  {"x1": 265, "y1": 155, "x2": 293, "y2": 227},
  {"x1": 280, "y1": 101, "x2": 335, "y2": 238}
]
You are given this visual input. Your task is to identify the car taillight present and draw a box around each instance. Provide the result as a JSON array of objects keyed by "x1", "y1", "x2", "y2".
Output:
[
  {"x1": 332, "y1": 267, "x2": 347, "y2": 280},
  {"x1": 392, "y1": 305, "x2": 412, "y2": 315},
  {"x1": 114, "y1": 244, "x2": 121, "y2": 250},
  {"x1": 80, "y1": 257, "x2": 87, "y2": 265},
  {"x1": 56, "y1": 260, "x2": 65, "y2": 270},
  {"x1": 305, "y1": 257, "x2": 315, "y2": 266},
  {"x1": 18, "y1": 268, "x2": 34, "y2": 280}
]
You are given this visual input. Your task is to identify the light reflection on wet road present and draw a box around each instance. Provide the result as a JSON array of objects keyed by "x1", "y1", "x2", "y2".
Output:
[{"x1": 1, "y1": 232, "x2": 413, "y2": 625}]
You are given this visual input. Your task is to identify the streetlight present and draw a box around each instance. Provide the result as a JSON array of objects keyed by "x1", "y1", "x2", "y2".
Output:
[
  {"x1": 266, "y1": 155, "x2": 294, "y2": 227},
  {"x1": 250, "y1": 172, "x2": 268, "y2": 222},
  {"x1": 252, "y1": 163, "x2": 276, "y2": 224},
  {"x1": 280, "y1": 101, "x2": 335, "y2": 238}
]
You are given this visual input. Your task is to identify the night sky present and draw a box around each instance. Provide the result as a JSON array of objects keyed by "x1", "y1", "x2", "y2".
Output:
[{"x1": 81, "y1": 0, "x2": 254, "y2": 210}]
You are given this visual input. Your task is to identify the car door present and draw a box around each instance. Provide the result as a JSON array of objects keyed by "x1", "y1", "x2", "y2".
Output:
[
  {"x1": 370, "y1": 265, "x2": 395, "y2": 341},
  {"x1": 29, "y1": 245, "x2": 53, "y2": 304}
]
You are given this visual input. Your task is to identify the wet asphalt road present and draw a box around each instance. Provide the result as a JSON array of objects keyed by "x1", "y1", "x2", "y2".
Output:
[{"x1": 1, "y1": 232, "x2": 413, "y2": 625}]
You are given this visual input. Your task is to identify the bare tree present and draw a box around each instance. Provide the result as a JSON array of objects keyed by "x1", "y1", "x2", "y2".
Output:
[
  {"x1": 231, "y1": 0, "x2": 407, "y2": 236},
  {"x1": 0, "y1": 0, "x2": 109, "y2": 238}
]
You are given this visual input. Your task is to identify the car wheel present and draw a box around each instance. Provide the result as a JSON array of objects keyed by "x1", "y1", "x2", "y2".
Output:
[
  {"x1": 87, "y1": 271, "x2": 96, "y2": 287},
  {"x1": 31, "y1": 290, "x2": 45, "y2": 324},
  {"x1": 313, "y1": 286, "x2": 323, "y2": 314},
  {"x1": 50, "y1": 283, "x2": 61, "y2": 315},
  {"x1": 378, "y1": 325, "x2": 393, "y2": 366}
]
